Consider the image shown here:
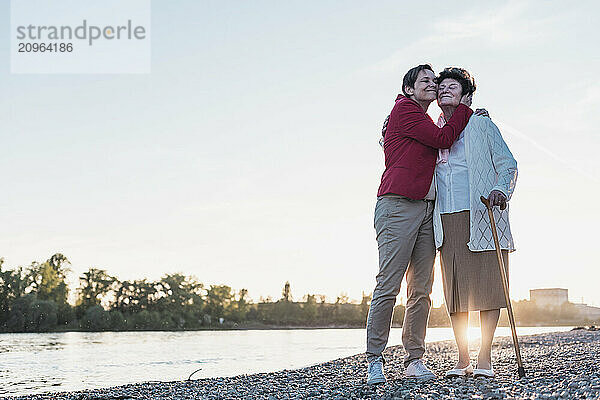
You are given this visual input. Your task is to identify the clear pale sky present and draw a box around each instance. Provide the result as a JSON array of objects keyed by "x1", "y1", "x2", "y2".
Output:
[{"x1": 1, "y1": 0, "x2": 599, "y2": 307}]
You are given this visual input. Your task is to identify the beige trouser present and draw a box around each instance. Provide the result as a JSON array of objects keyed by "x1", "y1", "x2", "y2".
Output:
[{"x1": 366, "y1": 195, "x2": 435, "y2": 367}]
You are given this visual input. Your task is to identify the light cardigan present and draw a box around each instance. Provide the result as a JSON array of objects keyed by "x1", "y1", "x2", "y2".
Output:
[{"x1": 433, "y1": 115, "x2": 518, "y2": 252}]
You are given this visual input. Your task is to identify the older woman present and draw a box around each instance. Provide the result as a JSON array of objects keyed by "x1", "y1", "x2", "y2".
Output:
[
  {"x1": 367, "y1": 64, "x2": 475, "y2": 385},
  {"x1": 433, "y1": 67, "x2": 518, "y2": 378}
]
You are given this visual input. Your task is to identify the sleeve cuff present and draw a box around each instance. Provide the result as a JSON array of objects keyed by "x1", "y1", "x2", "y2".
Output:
[{"x1": 491, "y1": 186, "x2": 508, "y2": 197}]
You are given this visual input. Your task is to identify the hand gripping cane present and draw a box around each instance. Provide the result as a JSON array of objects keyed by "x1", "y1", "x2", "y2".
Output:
[{"x1": 480, "y1": 196, "x2": 526, "y2": 378}]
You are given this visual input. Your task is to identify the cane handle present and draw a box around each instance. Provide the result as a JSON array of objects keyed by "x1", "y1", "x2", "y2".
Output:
[{"x1": 480, "y1": 195, "x2": 491, "y2": 209}]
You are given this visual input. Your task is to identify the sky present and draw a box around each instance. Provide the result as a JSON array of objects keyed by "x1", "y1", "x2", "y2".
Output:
[{"x1": 1, "y1": 0, "x2": 599, "y2": 307}]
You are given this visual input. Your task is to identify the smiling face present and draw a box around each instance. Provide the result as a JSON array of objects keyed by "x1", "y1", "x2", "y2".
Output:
[
  {"x1": 437, "y1": 78, "x2": 463, "y2": 108},
  {"x1": 405, "y1": 69, "x2": 437, "y2": 103}
]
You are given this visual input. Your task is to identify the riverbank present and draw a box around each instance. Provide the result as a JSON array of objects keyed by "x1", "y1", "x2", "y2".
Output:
[
  {"x1": 21, "y1": 321, "x2": 588, "y2": 333},
  {"x1": 4, "y1": 329, "x2": 599, "y2": 399}
]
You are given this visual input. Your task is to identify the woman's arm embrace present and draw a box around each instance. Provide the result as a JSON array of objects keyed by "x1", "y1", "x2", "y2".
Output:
[{"x1": 486, "y1": 119, "x2": 518, "y2": 201}]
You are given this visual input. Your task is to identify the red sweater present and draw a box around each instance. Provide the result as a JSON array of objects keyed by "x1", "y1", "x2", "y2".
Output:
[{"x1": 377, "y1": 95, "x2": 473, "y2": 200}]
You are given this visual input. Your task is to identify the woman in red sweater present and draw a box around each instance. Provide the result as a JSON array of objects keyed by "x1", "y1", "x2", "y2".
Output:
[{"x1": 367, "y1": 64, "x2": 476, "y2": 385}]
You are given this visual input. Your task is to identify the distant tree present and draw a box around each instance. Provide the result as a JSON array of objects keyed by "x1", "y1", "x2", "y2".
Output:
[
  {"x1": 205, "y1": 285, "x2": 234, "y2": 321},
  {"x1": 274, "y1": 283, "x2": 301, "y2": 325},
  {"x1": 392, "y1": 304, "x2": 406, "y2": 326},
  {"x1": 427, "y1": 304, "x2": 450, "y2": 327},
  {"x1": 133, "y1": 309, "x2": 162, "y2": 330},
  {"x1": 108, "y1": 310, "x2": 126, "y2": 331},
  {"x1": 76, "y1": 268, "x2": 116, "y2": 316},
  {"x1": 302, "y1": 294, "x2": 317, "y2": 323},
  {"x1": 81, "y1": 305, "x2": 110, "y2": 331},
  {"x1": 0, "y1": 260, "x2": 28, "y2": 326},
  {"x1": 112, "y1": 279, "x2": 157, "y2": 313},
  {"x1": 512, "y1": 300, "x2": 544, "y2": 325},
  {"x1": 27, "y1": 254, "x2": 70, "y2": 302},
  {"x1": 317, "y1": 295, "x2": 329, "y2": 324},
  {"x1": 336, "y1": 293, "x2": 350, "y2": 304},
  {"x1": 155, "y1": 273, "x2": 203, "y2": 313},
  {"x1": 360, "y1": 292, "x2": 371, "y2": 324},
  {"x1": 5, "y1": 294, "x2": 57, "y2": 332},
  {"x1": 229, "y1": 288, "x2": 249, "y2": 322},
  {"x1": 26, "y1": 254, "x2": 72, "y2": 325},
  {"x1": 31, "y1": 298, "x2": 58, "y2": 332},
  {"x1": 5, "y1": 294, "x2": 34, "y2": 331},
  {"x1": 112, "y1": 280, "x2": 132, "y2": 312},
  {"x1": 281, "y1": 281, "x2": 292, "y2": 302}
]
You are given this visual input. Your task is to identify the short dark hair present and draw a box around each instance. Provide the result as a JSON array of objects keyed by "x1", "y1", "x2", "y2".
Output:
[
  {"x1": 435, "y1": 67, "x2": 476, "y2": 96},
  {"x1": 402, "y1": 64, "x2": 434, "y2": 97}
]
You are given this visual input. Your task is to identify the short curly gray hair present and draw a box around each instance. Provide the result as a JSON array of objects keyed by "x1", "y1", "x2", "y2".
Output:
[{"x1": 436, "y1": 67, "x2": 476, "y2": 96}]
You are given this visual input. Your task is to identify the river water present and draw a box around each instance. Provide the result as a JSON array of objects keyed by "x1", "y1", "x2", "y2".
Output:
[{"x1": 0, "y1": 326, "x2": 572, "y2": 396}]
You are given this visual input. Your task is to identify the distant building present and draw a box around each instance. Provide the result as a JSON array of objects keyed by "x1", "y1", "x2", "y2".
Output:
[
  {"x1": 530, "y1": 288, "x2": 568, "y2": 307},
  {"x1": 573, "y1": 303, "x2": 600, "y2": 321}
]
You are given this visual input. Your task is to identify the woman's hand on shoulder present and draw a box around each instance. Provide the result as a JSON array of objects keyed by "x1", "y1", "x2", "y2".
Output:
[
  {"x1": 474, "y1": 108, "x2": 490, "y2": 119},
  {"x1": 487, "y1": 190, "x2": 507, "y2": 210},
  {"x1": 382, "y1": 114, "x2": 390, "y2": 136}
]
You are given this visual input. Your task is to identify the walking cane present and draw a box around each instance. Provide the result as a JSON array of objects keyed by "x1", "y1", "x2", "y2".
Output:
[{"x1": 480, "y1": 196, "x2": 526, "y2": 378}]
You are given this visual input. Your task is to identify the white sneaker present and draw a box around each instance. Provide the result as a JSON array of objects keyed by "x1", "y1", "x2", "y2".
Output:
[
  {"x1": 367, "y1": 357, "x2": 386, "y2": 385},
  {"x1": 473, "y1": 366, "x2": 495, "y2": 378},
  {"x1": 406, "y1": 359, "x2": 436, "y2": 380},
  {"x1": 445, "y1": 363, "x2": 473, "y2": 378}
]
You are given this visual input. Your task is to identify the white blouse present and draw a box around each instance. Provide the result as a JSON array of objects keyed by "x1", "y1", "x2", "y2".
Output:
[{"x1": 435, "y1": 123, "x2": 470, "y2": 213}]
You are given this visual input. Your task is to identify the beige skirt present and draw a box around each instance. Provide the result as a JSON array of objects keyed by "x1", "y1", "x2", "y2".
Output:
[{"x1": 440, "y1": 211, "x2": 508, "y2": 314}]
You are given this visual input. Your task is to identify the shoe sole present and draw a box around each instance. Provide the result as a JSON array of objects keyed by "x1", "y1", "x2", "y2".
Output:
[
  {"x1": 367, "y1": 378, "x2": 386, "y2": 385},
  {"x1": 445, "y1": 372, "x2": 473, "y2": 378},
  {"x1": 406, "y1": 374, "x2": 436, "y2": 380}
]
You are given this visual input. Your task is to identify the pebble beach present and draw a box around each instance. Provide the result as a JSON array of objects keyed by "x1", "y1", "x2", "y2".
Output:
[{"x1": 4, "y1": 329, "x2": 599, "y2": 400}]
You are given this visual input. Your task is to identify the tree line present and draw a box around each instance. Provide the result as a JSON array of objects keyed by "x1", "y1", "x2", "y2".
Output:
[
  {"x1": 0, "y1": 254, "x2": 594, "y2": 333},
  {"x1": 0, "y1": 253, "x2": 375, "y2": 332}
]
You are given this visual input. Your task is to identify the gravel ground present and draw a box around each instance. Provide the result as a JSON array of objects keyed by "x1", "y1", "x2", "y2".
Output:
[{"x1": 4, "y1": 329, "x2": 600, "y2": 400}]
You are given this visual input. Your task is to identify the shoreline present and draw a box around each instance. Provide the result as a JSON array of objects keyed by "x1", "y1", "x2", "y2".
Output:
[
  {"x1": 1, "y1": 323, "x2": 584, "y2": 334},
  {"x1": 3, "y1": 329, "x2": 600, "y2": 399}
]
